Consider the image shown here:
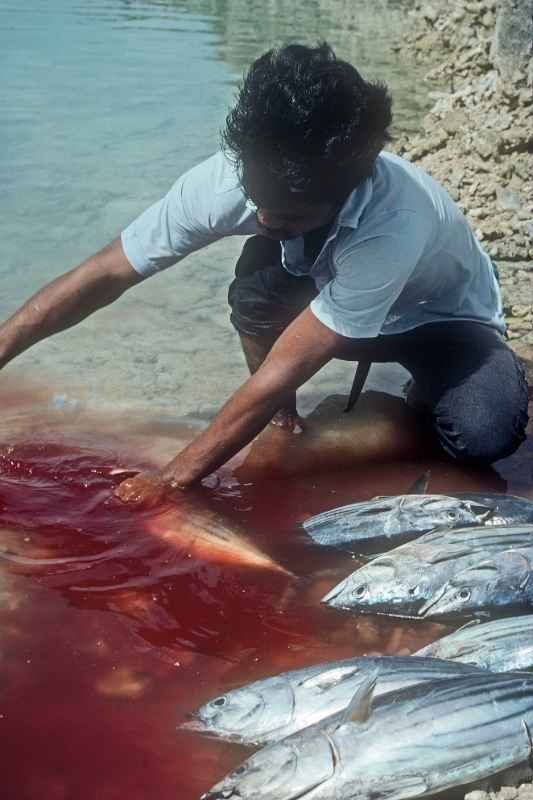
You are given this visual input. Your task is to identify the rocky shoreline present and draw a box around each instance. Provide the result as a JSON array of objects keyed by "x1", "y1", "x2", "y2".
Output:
[{"x1": 392, "y1": 0, "x2": 533, "y2": 386}]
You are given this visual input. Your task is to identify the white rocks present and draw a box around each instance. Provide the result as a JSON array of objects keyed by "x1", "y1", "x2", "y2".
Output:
[
  {"x1": 422, "y1": 4, "x2": 439, "y2": 23},
  {"x1": 496, "y1": 187, "x2": 524, "y2": 210}
]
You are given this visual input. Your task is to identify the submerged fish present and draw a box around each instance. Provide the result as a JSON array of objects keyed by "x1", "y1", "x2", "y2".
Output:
[
  {"x1": 419, "y1": 549, "x2": 533, "y2": 619},
  {"x1": 183, "y1": 655, "x2": 482, "y2": 745},
  {"x1": 202, "y1": 672, "x2": 533, "y2": 800},
  {"x1": 147, "y1": 505, "x2": 292, "y2": 575},
  {"x1": 415, "y1": 615, "x2": 533, "y2": 672},
  {"x1": 303, "y1": 492, "x2": 533, "y2": 553},
  {"x1": 322, "y1": 525, "x2": 533, "y2": 618}
]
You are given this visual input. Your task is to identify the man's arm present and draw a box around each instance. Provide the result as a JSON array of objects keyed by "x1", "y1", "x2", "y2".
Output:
[
  {"x1": 116, "y1": 307, "x2": 347, "y2": 504},
  {"x1": 0, "y1": 238, "x2": 145, "y2": 369}
]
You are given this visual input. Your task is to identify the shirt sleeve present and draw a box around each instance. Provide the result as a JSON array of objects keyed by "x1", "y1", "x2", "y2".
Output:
[
  {"x1": 120, "y1": 153, "x2": 250, "y2": 277},
  {"x1": 310, "y1": 210, "x2": 430, "y2": 338}
]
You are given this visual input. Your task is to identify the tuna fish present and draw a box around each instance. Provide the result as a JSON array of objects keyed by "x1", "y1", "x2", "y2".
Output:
[
  {"x1": 303, "y1": 493, "x2": 533, "y2": 554},
  {"x1": 182, "y1": 655, "x2": 482, "y2": 745},
  {"x1": 419, "y1": 549, "x2": 533, "y2": 619},
  {"x1": 202, "y1": 672, "x2": 533, "y2": 800},
  {"x1": 322, "y1": 525, "x2": 533, "y2": 618},
  {"x1": 147, "y1": 505, "x2": 292, "y2": 575},
  {"x1": 415, "y1": 615, "x2": 533, "y2": 672}
]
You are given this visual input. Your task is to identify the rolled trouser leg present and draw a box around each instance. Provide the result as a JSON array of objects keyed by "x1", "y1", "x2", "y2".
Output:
[
  {"x1": 401, "y1": 323, "x2": 529, "y2": 464},
  {"x1": 228, "y1": 236, "x2": 317, "y2": 338},
  {"x1": 228, "y1": 236, "x2": 318, "y2": 430}
]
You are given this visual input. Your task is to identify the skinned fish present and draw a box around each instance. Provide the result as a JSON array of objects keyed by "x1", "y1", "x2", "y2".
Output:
[
  {"x1": 415, "y1": 615, "x2": 533, "y2": 672},
  {"x1": 419, "y1": 549, "x2": 533, "y2": 619},
  {"x1": 303, "y1": 493, "x2": 533, "y2": 553},
  {"x1": 322, "y1": 525, "x2": 533, "y2": 618},
  {"x1": 182, "y1": 655, "x2": 482, "y2": 745},
  {"x1": 147, "y1": 506, "x2": 292, "y2": 575},
  {"x1": 202, "y1": 672, "x2": 533, "y2": 800}
]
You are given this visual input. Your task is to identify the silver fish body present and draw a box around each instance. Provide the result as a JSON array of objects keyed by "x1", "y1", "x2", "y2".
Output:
[
  {"x1": 202, "y1": 673, "x2": 533, "y2": 800},
  {"x1": 183, "y1": 655, "x2": 482, "y2": 745},
  {"x1": 322, "y1": 525, "x2": 533, "y2": 618},
  {"x1": 419, "y1": 549, "x2": 533, "y2": 619},
  {"x1": 303, "y1": 493, "x2": 533, "y2": 554},
  {"x1": 415, "y1": 615, "x2": 533, "y2": 672}
]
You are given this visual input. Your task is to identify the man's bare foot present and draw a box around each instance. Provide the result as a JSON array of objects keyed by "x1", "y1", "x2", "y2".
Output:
[{"x1": 270, "y1": 408, "x2": 304, "y2": 433}]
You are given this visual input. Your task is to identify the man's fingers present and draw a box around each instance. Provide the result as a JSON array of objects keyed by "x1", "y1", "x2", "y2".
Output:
[
  {"x1": 270, "y1": 409, "x2": 305, "y2": 434},
  {"x1": 114, "y1": 472, "x2": 168, "y2": 508}
]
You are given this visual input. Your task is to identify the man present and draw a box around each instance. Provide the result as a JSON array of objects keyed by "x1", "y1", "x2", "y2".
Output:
[{"x1": 0, "y1": 44, "x2": 528, "y2": 505}]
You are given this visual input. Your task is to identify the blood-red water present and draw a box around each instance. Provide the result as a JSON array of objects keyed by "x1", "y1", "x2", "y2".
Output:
[{"x1": 0, "y1": 406, "x2": 531, "y2": 800}]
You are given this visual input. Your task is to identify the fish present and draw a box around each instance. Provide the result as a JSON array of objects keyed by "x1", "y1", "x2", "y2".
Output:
[
  {"x1": 303, "y1": 492, "x2": 533, "y2": 554},
  {"x1": 414, "y1": 615, "x2": 533, "y2": 672},
  {"x1": 147, "y1": 505, "x2": 292, "y2": 575},
  {"x1": 235, "y1": 392, "x2": 432, "y2": 480},
  {"x1": 419, "y1": 549, "x2": 533, "y2": 620},
  {"x1": 202, "y1": 672, "x2": 533, "y2": 800},
  {"x1": 182, "y1": 655, "x2": 482, "y2": 745},
  {"x1": 322, "y1": 525, "x2": 533, "y2": 618}
]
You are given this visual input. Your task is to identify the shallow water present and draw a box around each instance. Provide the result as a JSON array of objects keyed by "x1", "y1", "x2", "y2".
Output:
[
  {"x1": 2, "y1": 0, "x2": 431, "y2": 417},
  {"x1": 0, "y1": 384, "x2": 531, "y2": 800}
]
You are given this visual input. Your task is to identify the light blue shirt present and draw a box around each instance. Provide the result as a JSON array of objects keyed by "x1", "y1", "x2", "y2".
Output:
[{"x1": 121, "y1": 150, "x2": 504, "y2": 338}]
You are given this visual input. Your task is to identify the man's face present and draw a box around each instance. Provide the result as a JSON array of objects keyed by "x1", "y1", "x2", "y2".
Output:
[{"x1": 254, "y1": 202, "x2": 338, "y2": 240}]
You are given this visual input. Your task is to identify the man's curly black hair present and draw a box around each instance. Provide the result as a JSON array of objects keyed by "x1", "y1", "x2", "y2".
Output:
[{"x1": 222, "y1": 42, "x2": 393, "y2": 208}]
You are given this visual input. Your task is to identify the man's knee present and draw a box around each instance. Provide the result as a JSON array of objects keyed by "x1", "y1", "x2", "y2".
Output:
[
  {"x1": 228, "y1": 237, "x2": 317, "y2": 338},
  {"x1": 433, "y1": 389, "x2": 528, "y2": 464}
]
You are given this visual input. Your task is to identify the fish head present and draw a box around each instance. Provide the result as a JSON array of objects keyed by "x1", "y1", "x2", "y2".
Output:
[
  {"x1": 185, "y1": 680, "x2": 295, "y2": 742},
  {"x1": 202, "y1": 731, "x2": 336, "y2": 800},
  {"x1": 419, "y1": 552, "x2": 531, "y2": 618},
  {"x1": 321, "y1": 557, "x2": 428, "y2": 613}
]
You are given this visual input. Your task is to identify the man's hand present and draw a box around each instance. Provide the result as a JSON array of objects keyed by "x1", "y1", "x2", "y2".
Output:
[
  {"x1": 114, "y1": 470, "x2": 174, "y2": 508},
  {"x1": 270, "y1": 408, "x2": 304, "y2": 433},
  {"x1": 115, "y1": 308, "x2": 347, "y2": 501}
]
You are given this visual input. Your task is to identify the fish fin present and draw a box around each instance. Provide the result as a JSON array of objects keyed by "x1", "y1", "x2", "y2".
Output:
[
  {"x1": 418, "y1": 584, "x2": 447, "y2": 617},
  {"x1": 468, "y1": 503, "x2": 496, "y2": 520},
  {"x1": 426, "y1": 547, "x2": 474, "y2": 564},
  {"x1": 300, "y1": 666, "x2": 358, "y2": 691},
  {"x1": 336, "y1": 669, "x2": 379, "y2": 727},
  {"x1": 523, "y1": 719, "x2": 533, "y2": 768},
  {"x1": 371, "y1": 774, "x2": 429, "y2": 800},
  {"x1": 407, "y1": 471, "x2": 431, "y2": 495},
  {"x1": 456, "y1": 618, "x2": 482, "y2": 631},
  {"x1": 464, "y1": 559, "x2": 499, "y2": 573}
]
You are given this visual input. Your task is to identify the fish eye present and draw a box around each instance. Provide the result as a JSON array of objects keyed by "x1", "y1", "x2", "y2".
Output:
[
  {"x1": 446, "y1": 511, "x2": 457, "y2": 519},
  {"x1": 212, "y1": 696, "x2": 227, "y2": 707},
  {"x1": 354, "y1": 584, "x2": 367, "y2": 597},
  {"x1": 459, "y1": 589, "x2": 470, "y2": 600}
]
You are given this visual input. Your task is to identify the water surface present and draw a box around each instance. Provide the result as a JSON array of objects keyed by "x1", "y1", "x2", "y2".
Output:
[
  {"x1": 0, "y1": 386, "x2": 531, "y2": 800},
  {"x1": 2, "y1": 0, "x2": 430, "y2": 417}
]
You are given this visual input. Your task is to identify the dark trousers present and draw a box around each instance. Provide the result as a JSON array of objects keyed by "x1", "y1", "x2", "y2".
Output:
[{"x1": 228, "y1": 236, "x2": 529, "y2": 464}]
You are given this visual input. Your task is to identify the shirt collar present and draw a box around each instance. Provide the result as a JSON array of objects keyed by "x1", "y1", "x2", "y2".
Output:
[{"x1": 336, "y1": 174, "x2": 374, "y2": 229}]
